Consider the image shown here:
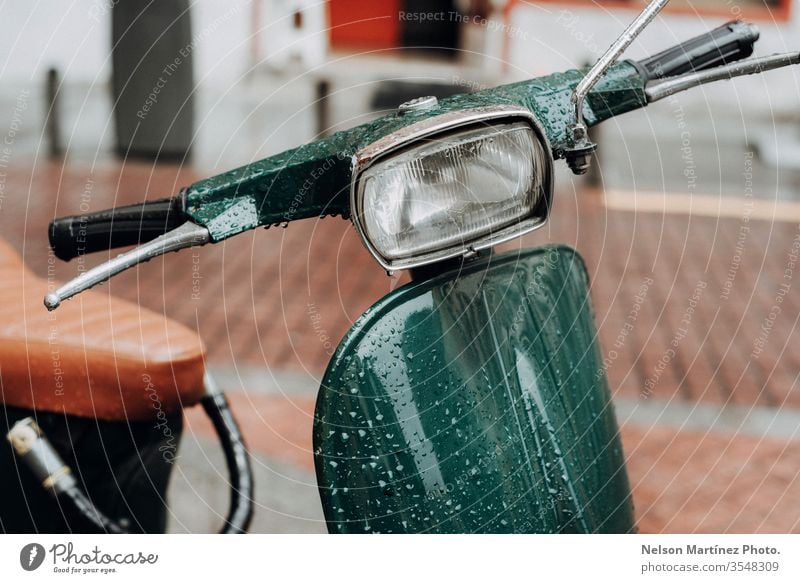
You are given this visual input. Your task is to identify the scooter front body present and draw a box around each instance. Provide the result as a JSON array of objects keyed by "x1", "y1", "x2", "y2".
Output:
[
  {"x1": 313, "y1": 245, "x2": 634, "y2": 533},
  {"x1": 39, "y1": 10, "x2": 799, "y2": 534}
]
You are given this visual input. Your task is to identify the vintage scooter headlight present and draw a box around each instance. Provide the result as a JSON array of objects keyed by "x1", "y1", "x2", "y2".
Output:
[{"x1": 351, "y1": 105, "x2": 553, "y2": 271}]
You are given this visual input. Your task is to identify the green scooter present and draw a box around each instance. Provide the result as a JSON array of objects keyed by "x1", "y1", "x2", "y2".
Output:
[{"x1": 42, "y1": 0, "x2": 799, "y2": 533}]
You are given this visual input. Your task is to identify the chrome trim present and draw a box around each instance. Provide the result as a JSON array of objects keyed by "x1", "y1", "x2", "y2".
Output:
[
  {"x1": 645, "y1": 51, "x2": 800, "y2": 102},
  {"x1": 44, "y1": 221, "x2": 210, "y2": 310},
  {"x1": 571, "y1": 0, "x2": 671, "y2": 129},
  {"x1": 350, "y1": 105, "x2": 554, "y2": 271},
  {"x1": 562, "y1": 0, "x2": 669, "y2": 174}
]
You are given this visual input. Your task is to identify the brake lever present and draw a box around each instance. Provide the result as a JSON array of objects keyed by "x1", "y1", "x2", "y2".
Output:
[
  {"x1": 44, "y1": 221, "x2": 210, "y2": 311},
  {"x1": 645, "y1": 51, "x2": 800, "y2": 102}
]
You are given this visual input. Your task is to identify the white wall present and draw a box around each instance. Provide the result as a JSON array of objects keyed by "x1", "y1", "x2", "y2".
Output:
[
  {"x1": 1, "y1": 1, "x2": 797, "y2": 110},
  {"x1": 0, "y1": 0, "x2": 252, "y2": 87},
  {"x1": 0, "y1": 1, "x2": 109, "y2": 84}
]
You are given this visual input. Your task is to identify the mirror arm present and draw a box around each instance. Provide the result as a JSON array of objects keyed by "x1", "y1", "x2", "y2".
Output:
[{"x1": 564, "y1": 0, "x2": 671, "y2": 174}]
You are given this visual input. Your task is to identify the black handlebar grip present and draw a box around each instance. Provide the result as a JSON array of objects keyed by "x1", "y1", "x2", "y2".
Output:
[
  {"x1": 49, "y1": 195, "x2": 186, "y2": 261},
  {"x1": 636, "y1": 21, "x2": 760, "y2": 81}
]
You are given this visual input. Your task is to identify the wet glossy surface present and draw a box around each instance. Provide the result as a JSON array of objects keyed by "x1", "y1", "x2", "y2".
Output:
[
  {"x1": 184, "y1": 63, "x2": 646, "y2": 241},
  {"x1": 313, "y1": 246, "x2": 635, "y2": 533}
]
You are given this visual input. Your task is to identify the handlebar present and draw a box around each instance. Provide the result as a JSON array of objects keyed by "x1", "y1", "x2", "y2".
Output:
[
  {"x1": 43, "y1": 19, "x2": 800, "y2": 309},
  {"x1": 635, "y1": 20, "x2": 760, "y2": 81},
  {"x1": 49, "y1": 194, "x2": 187, "y2": 262}
]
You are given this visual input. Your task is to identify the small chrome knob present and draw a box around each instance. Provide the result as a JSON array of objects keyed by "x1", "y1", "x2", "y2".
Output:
[{"x1": 398, "y1": 96, "x2": 438, "y2": 115}]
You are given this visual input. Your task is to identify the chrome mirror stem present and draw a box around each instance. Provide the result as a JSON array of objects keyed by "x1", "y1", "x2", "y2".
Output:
[{"x1": 564, "y1": 0, "x2": 671, "y2": 174}]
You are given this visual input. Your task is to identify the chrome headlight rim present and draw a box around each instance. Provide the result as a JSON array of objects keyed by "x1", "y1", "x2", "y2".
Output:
[{"x1": 350, "y1": 105, "x2": 554, "y2": 272}]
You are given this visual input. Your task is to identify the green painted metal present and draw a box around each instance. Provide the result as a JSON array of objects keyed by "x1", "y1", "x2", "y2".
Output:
[
  {"x1": 184, "y1": 62, "x2": 646, "y2": 242},
  {"x1": 313, "y1": 246, "x2": 635, "y2": 533}
]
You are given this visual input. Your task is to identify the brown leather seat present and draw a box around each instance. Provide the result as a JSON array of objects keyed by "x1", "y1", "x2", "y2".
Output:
[{"x1": 0, "y1": 239, "x2": 206, "y2": 421}]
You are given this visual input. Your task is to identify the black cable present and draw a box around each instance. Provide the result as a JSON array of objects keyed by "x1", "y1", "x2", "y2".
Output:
[
  {"x1": 200, "y1": 392, "x2": 254, "y2": 534},
  {"x1": 60, "y1": 486, "x2": 126, "y2": 534}
]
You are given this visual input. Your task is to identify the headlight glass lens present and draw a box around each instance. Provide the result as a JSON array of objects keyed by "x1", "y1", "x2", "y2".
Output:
[{"x1": 357, "y1": 121, "x2": 548, "y2": 263}]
